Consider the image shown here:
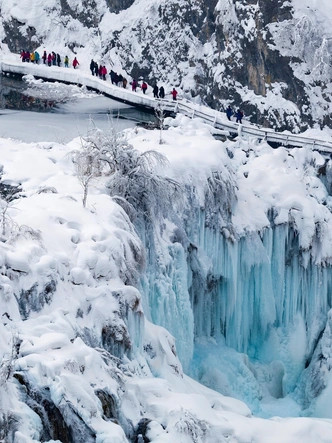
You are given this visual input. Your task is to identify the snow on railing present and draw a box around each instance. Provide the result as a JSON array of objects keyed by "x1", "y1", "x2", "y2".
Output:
[{"x1": 2, "y1": 59, "x2": 332, "y2": 154}]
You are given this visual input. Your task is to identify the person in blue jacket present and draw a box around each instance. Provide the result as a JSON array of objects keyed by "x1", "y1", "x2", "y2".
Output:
[
  {"x1": 236, "y1": 109, "x2": 243, "y2": 123},
  {"x1": 226, "y1": 105, "x2": 233, "y2": 121}
]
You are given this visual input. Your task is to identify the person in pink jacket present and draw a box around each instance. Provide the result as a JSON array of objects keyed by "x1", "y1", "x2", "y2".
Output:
[{"x1": 72, "y1": 57, "x2": 79, "y2": 69}]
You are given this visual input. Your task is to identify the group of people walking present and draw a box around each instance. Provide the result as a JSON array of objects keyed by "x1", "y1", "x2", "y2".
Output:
[
  {"x1": 20, "y1": 50, "x2": 40, "y2": 63},
  {"x1": 19, "y1": 49, "x2": 179, "y2": 100},
  {"x1": 89, "y1": 60, "x2": 128, "y2": 88},
  {"x1": 21, "y1": 51, "x2": 247, "y2": 115},
  {"x1": 21, "y1": 49, "x2": 79, "y2": 69},
  {"x1": 226, "y1": 105, "x2": 244, "y2": 123}
]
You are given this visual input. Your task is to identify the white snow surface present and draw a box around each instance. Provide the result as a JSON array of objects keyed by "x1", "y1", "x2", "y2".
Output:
[
  {"x1": 0, "y1": 107, "x2": 332, "y2": 441},
  {"x1": 1, "y1": 0, "x2": 332, "y2": 440}
]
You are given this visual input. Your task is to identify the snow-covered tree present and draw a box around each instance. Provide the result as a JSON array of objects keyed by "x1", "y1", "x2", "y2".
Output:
[{"x1": 73, "y1": 123, "x2": 180, "y2": 219}]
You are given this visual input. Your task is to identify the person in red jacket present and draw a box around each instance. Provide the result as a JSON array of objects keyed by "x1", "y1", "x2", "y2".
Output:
[
  {"x1": 72, "y1": 57, "x2": 79, "y2": 69},
  {"x1": 101, "y1": 66, "x2": 107, "y2": 80},
  {"x1": 141, "y1": 81, "x2": 148, "y2": 94},
  {"x1": 171, "y1": 87, "x2": 178, "y2": 101},
  {"x1": 132, "y1": 79, "x2": 137, "y2": 92}
]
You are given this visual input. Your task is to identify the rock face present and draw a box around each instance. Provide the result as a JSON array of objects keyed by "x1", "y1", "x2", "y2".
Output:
[{"x1": 1, "y1": 0, "x2": 332, "y2": 127}]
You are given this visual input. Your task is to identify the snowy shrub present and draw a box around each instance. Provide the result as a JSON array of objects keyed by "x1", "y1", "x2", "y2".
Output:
[
  {"x1": 74, "y1": 123, "x2": 181, "y2": 220},
  {"x1": 0, "y1": 334, "x2": 20, "y2": 387},
  {"x1": 0, "y1": 182, "x2": 22, "y2": 240},
  {"x1": 173, "y1": 409, "x2": 208, "y2": 443},
  {"x1": 37, "y1": 186, "x2": 58, "y2": 194}
]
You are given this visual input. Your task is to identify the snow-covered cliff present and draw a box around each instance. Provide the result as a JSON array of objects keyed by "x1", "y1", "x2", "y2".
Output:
[{"x1": 1, "y1": 107, "x2": 332, "y2": 441}]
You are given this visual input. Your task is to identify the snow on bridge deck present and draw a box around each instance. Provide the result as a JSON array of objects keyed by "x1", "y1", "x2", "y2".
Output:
[{"x1": 2, "y1": 58, "x2": 332, "y2": 155}]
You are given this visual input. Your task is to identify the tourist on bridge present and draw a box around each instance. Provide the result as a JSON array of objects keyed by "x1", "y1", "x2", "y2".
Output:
[
  {"x1": 20, "y1": 50, "x2": 26, "y2": 62},
  {"x1": 52, "y1": 52, "x2": 56, "y2": 66},
  {"x1": 56, "y1": 54, "x2": 61, "y2": 67},
  {"x1": 94, "y1": 62, "x2": 99, "y2": 76},
  {"x1": 72, "y1": 57, "x2": 79, "y2": 69},
  {"x1": 132, "y1": 79, "x2": 138, "y2": 92},
  {"x1": 141, "y1": 81, "x2": 148, "y2": 94},
  {"x1": 98, "y1": 65, "x2": 103, "y2": 79},
  {"x1": 90, "y1": 59, "x2": 95, "y2": 75},
  {"x1": 101, "y1": 66, "x2": 107, "y2": 80},
  {"x1": 118, "y1": 74, "x2": 123, "y2": 87},
  {"x1": 47, "y1": 53, "x2": 52, "y2": 67},
  {"x1": 110, "y1": 70, "x2": 116, "y2": 84},
  {"x1": 30, "y1": 52, "x2": 35, "y2": 63},
  {"x1": 159, "y1": 86, "x2": 165, "y2": 99},
  {"x1": 226, "y1": 105, "x2": 233, "y2": 121},
  {"x1": 123, "y1": 77, "x2": 128, "y2": 89},
  {"x1": 42, "y1": 51, "x2": 47, "y2": 64},
  {"x1": 25, "y1": 51, "x2": 30, "y2": 62},
  {"x1": 153, "y1": 85, "x2": 159, "y2": 98},
  {"x1": 236, "y1": 109, "x2": 243, "y2": 124},
  {"x1": 64, "y1": 55, "x2": 69, "y2": 68},
  {"x1": 171, "y1": 87, "x2": 178, "y2": 101},
  {"x1": 34, "y1": 51, "x2": 40, "y2": 64}
]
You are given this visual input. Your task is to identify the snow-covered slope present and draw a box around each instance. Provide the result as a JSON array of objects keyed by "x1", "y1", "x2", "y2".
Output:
[
  {"x1": 1, "y1": 108, "x2": 332, "y2": 441},
  {"x1": 1, "y1": 0, "x2": 332, "y2": 130}
]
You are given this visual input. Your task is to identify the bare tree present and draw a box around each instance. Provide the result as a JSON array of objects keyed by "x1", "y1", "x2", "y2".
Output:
[
  {"x1": 71, "y1": 146, "x2": 101, "y2": 208},
  {"x1": 72, "y1": 122, "x2": 181, "y2": 219},
  {"x1": 155, "y1": 103, "x2": 166, "y2": 145}
]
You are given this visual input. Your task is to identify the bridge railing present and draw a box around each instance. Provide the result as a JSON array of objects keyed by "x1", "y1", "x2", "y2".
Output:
[{"x1": 2, "y1": 60, "x2": 332, "y2": 154}]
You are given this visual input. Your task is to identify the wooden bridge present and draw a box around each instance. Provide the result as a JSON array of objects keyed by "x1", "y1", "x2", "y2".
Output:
[{"x1": 2, "y1": 59, "x2": 332, "y2": 155}]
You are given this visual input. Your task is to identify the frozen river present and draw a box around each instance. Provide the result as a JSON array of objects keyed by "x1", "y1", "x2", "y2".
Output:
[{"x1": 0, "y1": 75, "x2": 153, "y2": 143}]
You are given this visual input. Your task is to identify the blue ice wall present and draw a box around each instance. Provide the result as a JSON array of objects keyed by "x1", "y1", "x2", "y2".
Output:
[{"x1": 137, "y1": 174, "x2": 332, "y2": 410}]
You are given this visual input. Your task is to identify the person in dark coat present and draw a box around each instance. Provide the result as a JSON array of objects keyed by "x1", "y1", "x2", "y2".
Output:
[
  {"x1": 42, "y1": 50, "x2": 47, "y2": 64},
  {"x1": 132, "y1": 79, "x2": 137, "y2": 92},
  {"x1": 226, "y1": 105, "x2": 233, "y2": 121},
  {"x1": 110, "y1": 70, "x2": 116, "y2": 84},
  {"x1": 123, "y1": 78, "x2": 127, "y2": 89},
  {"x1": 159, "y1": 86, "x2": 165, "y2": 99},
  {"x1": 52, "y1": 52, "x2": 56, "y2": 66},
  {"x1": 236, "y1": 109, "x2": 243, "y2": 123},
  {"x1": 153, "y1": 85, "x2": 159, "y2": 98},
  {"x1": 94, "y1": 62, "x2": 99, "y2": 76},
  {"x1": 90, "y1": 59, "x2": 95, "y2": 75},
  {"x1": 56, "y1": 53, "x2": 61, "y2": 67},
  {"x1": 118, "y1": 74, "x2": 123, "y2": 87}
]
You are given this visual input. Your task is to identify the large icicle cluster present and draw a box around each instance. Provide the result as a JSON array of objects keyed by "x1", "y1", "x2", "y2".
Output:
[{"x1": 126, "y1": 114, "x2": 332, "y2": 417}]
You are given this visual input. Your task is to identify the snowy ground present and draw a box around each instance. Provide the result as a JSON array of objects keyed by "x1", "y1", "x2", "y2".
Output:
[{"x1": 0, "y1": 105, "x2": 332, "y2": 440}]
